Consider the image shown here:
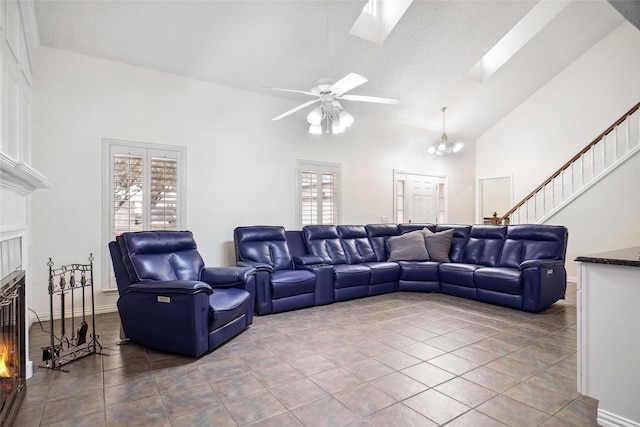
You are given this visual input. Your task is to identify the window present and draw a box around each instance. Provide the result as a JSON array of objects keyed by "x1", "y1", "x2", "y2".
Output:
[
  {"x1": 297, "y1": 161, "x2": 341, "y2": 227},
  {"x1": 103, "y1": 139, "x2": 186, "y2": 290}
]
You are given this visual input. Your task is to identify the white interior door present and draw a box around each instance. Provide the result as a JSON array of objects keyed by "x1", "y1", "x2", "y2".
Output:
[{"x1": 394, "y1": 171, "x2": 446, "y2": 224}]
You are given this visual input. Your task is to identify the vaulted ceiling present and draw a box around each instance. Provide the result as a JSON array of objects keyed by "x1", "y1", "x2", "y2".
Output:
[{"x1": 34, "y1": 0, "x2": 625, "y2": 140}]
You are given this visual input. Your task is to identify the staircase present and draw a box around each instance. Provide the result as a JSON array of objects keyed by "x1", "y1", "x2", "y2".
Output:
[{"x1": 497, "y1": 101, "x2": 640, "y2": 225}]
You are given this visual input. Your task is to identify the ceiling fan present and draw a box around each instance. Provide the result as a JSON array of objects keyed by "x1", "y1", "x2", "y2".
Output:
[{"x1": 268, "y1": 73, "x2": 399, "y2": 134}]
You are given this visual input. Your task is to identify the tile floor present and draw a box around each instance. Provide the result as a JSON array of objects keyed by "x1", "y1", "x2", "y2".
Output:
[{"x1": 15, "y1": 282, "x2": 600, "y2": 426}]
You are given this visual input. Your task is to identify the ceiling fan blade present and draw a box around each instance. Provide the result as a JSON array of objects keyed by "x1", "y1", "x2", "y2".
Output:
[
  {"x1": 338, "y1": 94, "x2": 400, "y2": 105},
  {"x1": 272, "y1": 99, "x2": 320, "y2": 121},
  {"x1": 266, "y1": 87, "x2": 317, "y2": 96},
  {"x1": 330, "y1": 73, "x2": 368, "y2": 96}
]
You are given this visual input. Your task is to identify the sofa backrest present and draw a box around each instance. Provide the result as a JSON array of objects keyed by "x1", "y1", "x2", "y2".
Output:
[
  {"x1": 234, "y1": 226, "x2": 294, "y2": 271},
  {"x1": 108, "y1": 240, "x2": 132, "y2": 296},
  {"x1": 434, "y1": 225, "x2": 471, "y2": 263},
  {"x1": 285, "y1": 230, "x2": 308, "y2": 258},
  {"x1": 498, "y1": 225, "x2": 568, "y2": 268},
  {"x1": 337, "y1": 225, "x2": 377, "y2": 264},
  {"x1": 398, "y1": 223, "x2": 436, "y2": 235},
  {"x1": 365, "y1": 223, "x2": 399, "y2": 261},
  {"x1": 116, "y1": 230, "x2": 203, "y2": 283},
  {"x1": 461, "y1": 225, "x2": 507, "y2": 267},
  {"x1": 302, "y1": 225, "x2": 348, "y2": 264}
]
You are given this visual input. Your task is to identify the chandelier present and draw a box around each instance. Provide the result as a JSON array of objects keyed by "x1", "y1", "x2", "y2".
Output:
[
  {"x1": 428, "y1": 107, "x2": 464, "y2": 155},
  {"x1": 307, "y1": 100, "x2": 354, "y2": 135}
]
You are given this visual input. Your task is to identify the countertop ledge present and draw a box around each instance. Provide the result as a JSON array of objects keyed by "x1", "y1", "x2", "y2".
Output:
[{"x1": 575, "y1": 246, "x2": 640, "y2": 267}]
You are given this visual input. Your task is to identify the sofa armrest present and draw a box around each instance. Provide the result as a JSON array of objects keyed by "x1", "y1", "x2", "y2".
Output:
[
  {"x1": 519, "y1": 259, "x2": 564, "y2": 271},
  {"x1": 237, "y1": 260, "x2": 274, "y2": 273},
  {"x1": 128, "y1": 280, "x2": 213, "y2": 295},
  {"x1": 201, "y1": 266, "x2": 257, "y2": 287},
  {"x1": 293, "y1": 255, "x2": 325, "y2": 266}
]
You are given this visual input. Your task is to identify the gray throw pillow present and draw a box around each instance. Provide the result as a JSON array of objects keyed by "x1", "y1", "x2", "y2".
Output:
[
  {"x1": 387, "y1": 230, "x2": 430, "y2": 261},
  {"x1": 424, "y1": 228, "x2": 454, "y2": 262}
]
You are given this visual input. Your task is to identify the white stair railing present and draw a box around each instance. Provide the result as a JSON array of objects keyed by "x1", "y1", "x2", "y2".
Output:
[{"x1": 499, "y1": 102, "x2": 640, "y2": 225}]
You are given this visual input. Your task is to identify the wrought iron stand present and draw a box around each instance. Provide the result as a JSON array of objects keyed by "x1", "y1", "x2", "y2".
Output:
[{"x1": 40, "y1": 254, "x2": 105, "y2": 372}]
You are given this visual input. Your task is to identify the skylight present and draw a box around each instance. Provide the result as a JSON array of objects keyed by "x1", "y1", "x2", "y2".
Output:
[
  {"x1": 350, "y1": 0, "x2": 413, "y2": 45},
  {"x1": 466, "y1": 0, "x2": 571, "y2": 83}
]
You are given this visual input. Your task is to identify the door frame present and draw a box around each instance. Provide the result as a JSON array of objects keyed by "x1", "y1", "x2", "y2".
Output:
[
  {"x1": 393, "y1": 170, "x2": 448, "y2": 224},
  {"x1": 476, "y1": 175, "x2": 513, "y2": 224}
]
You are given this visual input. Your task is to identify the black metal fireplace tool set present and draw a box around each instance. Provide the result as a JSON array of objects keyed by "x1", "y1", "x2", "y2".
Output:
[{"x1": 40, "y1": 254, "x2": 106, "y2": 372}]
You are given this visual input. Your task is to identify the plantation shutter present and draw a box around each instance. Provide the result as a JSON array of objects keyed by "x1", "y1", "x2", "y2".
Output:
[
  {"x1": 113, "y1": 152, "x2": 145, "y2": 235},
  {"x1": 321, "y1": 172, "x2": 338, "y2": 224},
  {"x1": 150, "y1": 157, "x2": 178, "y2": 230},
  {"x1": 298, "y1": 161, "x2": 341, "y2": 226},
  {"x1": 105, "y1": 140, "x2": 185, "y2": 290}
]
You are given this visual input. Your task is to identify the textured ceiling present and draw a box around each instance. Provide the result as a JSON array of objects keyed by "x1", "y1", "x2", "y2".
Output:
[{"x1": 34, "y1": 0, "x2": 625, "y2": 140}]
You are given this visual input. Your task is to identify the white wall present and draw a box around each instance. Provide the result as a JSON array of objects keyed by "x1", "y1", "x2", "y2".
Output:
[
  {"x1": 30, "y1": 46, "x2": 475, "y2": 315},
  {"x1": 476, "y1": 22, "x2": 640, "y2": 279}
]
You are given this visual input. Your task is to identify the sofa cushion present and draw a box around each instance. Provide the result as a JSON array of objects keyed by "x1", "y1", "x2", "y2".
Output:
[
  {"x1": 387, "y1": 230, "x2": 430, "y2": 261},
  {"x1": 270, "y1": 269, "x2": 316, "y2": 299},
  {"x1": 474, "y1": 267, "x2": 522, "y2": 295},
  {"x1": 333, "y1": 264, "x2": 371, "y2": 289},
  {"x1": 439, "y1": 263, "x2": 480, "y2": 287},
  {"x1": 209, "y1": 288, "x2": 251, "y2": 331},
  {"x1": 424, "y1": 228, "x2": 454, "y2": 262},
  {"x1": 398, "y1": 261, "x2": 440, "y2": 282},
  {"x1": 365, "y1": 262, "x2": 401, "y2": 284}
]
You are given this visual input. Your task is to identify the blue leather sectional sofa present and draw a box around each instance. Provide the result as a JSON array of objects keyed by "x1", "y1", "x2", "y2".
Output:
[{"x1": 234, "y1": 223, "x2": 568, "y2": 315}]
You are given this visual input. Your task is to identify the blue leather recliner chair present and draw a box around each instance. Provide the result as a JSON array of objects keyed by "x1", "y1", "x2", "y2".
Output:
[{"x1": 109, "y1": 230, "x2": 256, "y2": 357}]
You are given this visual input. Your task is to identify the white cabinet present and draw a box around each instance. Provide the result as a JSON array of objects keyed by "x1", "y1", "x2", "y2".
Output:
[{"x1": 577, "y1": 248, "x2": 640, "y2": 427}]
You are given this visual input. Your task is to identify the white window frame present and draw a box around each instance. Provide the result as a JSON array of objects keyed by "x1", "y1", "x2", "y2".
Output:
[
  {"x1": 296, "y1": 160, "x2": 342, "y2": 228},
  {"x1": 102, "y1": 138, "x2": 186, "y2": 291}
]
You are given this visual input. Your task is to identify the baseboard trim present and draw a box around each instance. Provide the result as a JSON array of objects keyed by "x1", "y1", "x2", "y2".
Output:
[
  {"x1": 598, "y1": 408, "x2": 640, "y2": 427},
  {"x1": 28, "y1": 304, "x2": 119, "y2": 329}
]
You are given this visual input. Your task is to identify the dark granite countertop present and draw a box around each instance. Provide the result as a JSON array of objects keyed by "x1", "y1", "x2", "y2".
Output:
[{"x1": 575, "y1": 246, "x2": 640, "y2": 267}]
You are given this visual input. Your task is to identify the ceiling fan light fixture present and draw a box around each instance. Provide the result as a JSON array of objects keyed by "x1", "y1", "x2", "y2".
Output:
[
  {"x1": 332, "y1": 120, "x2": 345, "y2": 134},
  {"x1": 307, "y1": 107, "x2": 323, "y2": 125},
  {"x1": 339, "y1": 110, "x2": 354, "y2": 128},
  {"x1": 270, "y1": 73, "x2": 398, "y2": 135},
  {"x1": 453, "y1": 142, "x2": 464, "y2": 153},
  {"x1": 309, "y1": 124, "x2": 323, "y2": 135}
]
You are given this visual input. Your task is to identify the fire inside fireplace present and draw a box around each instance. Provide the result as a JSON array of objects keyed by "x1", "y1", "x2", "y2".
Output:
[{"x1": 0, "y1": 271, "x2": 26, "y2": 426}]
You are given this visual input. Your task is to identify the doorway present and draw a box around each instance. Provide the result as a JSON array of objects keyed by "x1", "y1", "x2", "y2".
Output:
[
  {"x1": 394, "y1": 171, "x2": 447, "y2": 224},
  {"x1": 477, "y1": 176, "x2": 512, "y2": 224}
]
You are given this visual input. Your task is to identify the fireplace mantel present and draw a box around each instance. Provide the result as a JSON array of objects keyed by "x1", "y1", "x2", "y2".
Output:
[{"x1": 0, "y1": 152, "x2": 52, "y2": 196}]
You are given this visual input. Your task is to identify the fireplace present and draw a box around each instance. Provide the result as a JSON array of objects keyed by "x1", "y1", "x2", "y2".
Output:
[{"x1": 0, "y1": 270, "x2": 26, "y2": 426}]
